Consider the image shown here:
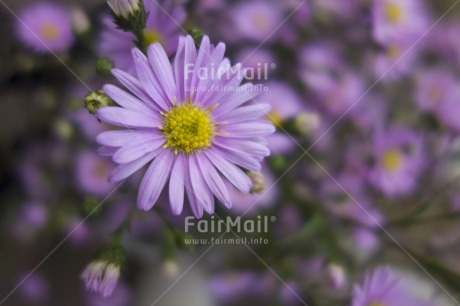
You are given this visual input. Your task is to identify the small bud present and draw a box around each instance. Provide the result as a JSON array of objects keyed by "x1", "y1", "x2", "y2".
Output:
[
  {"x1": 96, "y1": 57, "x2": 114, "y2": 75},
  {"x1": 84, "y1": 90, "x2": 113, "y2": 115},
  {"x1": 54, "y1": 119, "x2": 73, "y2": 139},
  {"x1": 107, "y1": 0, "x2": 140, "y2": 18},
  {"x1": 327, "y1": 263, "x2": 346, "y2": 290},
  {"x1": 248, "y1": 171, "x2": 266, "y2": 194},
  {"x1": 83, "y1": 197, "x2": 102, "y2": 216},
  {"x1": 108, "y1": 0, "x2": 147, "y2": 33},
  {"x1": 71, "y1": 8, "x2": 90, "y2": 35},
  {"x1": 81, "y1": 261, "x2": 120, "y2": 297},
  {"x1": 188, "y1": 27, "x2": 205, "y2": 47},
  {"x1": 294, "y1": 111, "x2": 321, "y2": 136},
  {"x1": 163, "y1": 260, "x2": 180, "y2": 278},
  {"x1": 81, "y1": 244, "x2": 125, "y2": 297}
]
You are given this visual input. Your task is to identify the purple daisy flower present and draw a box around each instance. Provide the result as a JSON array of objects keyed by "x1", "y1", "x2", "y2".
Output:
[
  {"x1": 75, "y1": 150, "x2": 116, "y2": 197},
  {"x1": 262, "y1": 81, "x2": 305, "y2": 154},
  {"x1": 96, "y1": 35, "x2": 274, "y2": 218},
  {"x1": 372, "y1": 0, "x2": 429, "y2": 44},
  {"x1": 415, "y1": 69, "x2": 457, "y2": 112},
  {"x1": 230, "y1": 0, "x2": 283, "y2": 42},
  {"x1": 352, "y1": 266, "x2": 428, "y2": 306},
  {"x1": 17, "y1": 3, "x2": 75, "y2": 53},
  {"x1": 98, "y1": 0, "x2": 186, "y2": 74},
  {"x1": 368, "y1": 127, "x2": 424, "y2": 197}
]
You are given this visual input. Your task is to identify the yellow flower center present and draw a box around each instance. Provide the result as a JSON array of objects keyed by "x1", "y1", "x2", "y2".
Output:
[
  {"x1": 144, "y1": 29, "x2": 165, "y2": 47},
  {"x1": 162, "y1": 102, "x2": 215, "y2": 154},
  {"x1": 369, "y1": 301, "x2": 386, "y2": 306},
  {"x1": 267, "y1": 110, "x2": 282, "y2": 127},
  {"x1": 382, "y1": 148, "x2": 402, "y2": 171},
  {"x1": 41, "y1": 23, "x2": 59, "y2": 39},
  {"x1": 93, "y1": 161, "x2": 109, "y2": 178},
  {"x1": 387, "y1": 43, "x2": 400, "y2": 60},
  {"x1": 385, "y1": 3, "x2": 402, "y2": 23},
  {"x1": 254, "y1": 14, "x2": 269, "y2": 30}
]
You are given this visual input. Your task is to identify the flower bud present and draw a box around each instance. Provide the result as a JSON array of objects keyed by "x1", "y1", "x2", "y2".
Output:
[
  {"x1": 71, "y1": 8, "x2": 90, "y2": 35},
  {"x1": 248, "y1": 171, "x2": 266, "y2": 194},
  {"x1": 294, "y1": 111, "x2": 321, "y2": 136},
  {"x1": 327, "y1": 263, "x2": 346, "y2": 290},
  {"x1": 107, "y1": 0, "x2": 140, "y2": 18},
  {"x1": 96, "y1": 57, "x2": 114, "y2": 75},
  {"x1": 84, "y1": 90, "x2": 113, "y2": 115},
  {"x1": 81, "y1": 244, "x2": 125, "y2": 297},
  {"x1": 81, "y1": 261, "x2": 120, "y2": 297}
]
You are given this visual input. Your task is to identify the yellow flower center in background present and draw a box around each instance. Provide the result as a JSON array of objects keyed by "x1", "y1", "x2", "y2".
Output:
[
  {"x1": 387, "y1": 43, "x2": 400, "y2": 60},
  {"x1": 267, "y1": 110, "x2": 282, "y2": 127},
  {"x1": 144, "y1": 29, "x2": 165, "y2": 47},
  {"x1": 369, "y1": 301, "x2": 386, "y2": 306},
  {"x1": 382, "y1": 148, "x2": 402, "y2": 171},
  {"x1": 41, "y1": 23, "x2": 59, "y2": 39},
  {"x1": 385, "y1": 3, "x2": 402, "y2": 23},
  {"x1": 162, "y1": 102, "x2": 215, "y2": 154}
]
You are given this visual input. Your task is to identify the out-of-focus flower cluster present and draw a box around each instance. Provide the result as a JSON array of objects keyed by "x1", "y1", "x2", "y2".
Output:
[{"x1": 1, "y1": 0, "x2": 460, "y2": 305}]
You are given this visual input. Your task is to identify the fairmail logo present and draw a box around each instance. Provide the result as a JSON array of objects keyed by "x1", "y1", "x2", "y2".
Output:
[{"x1": 184, "y1": 215, "x2": 276, "y2": 233}]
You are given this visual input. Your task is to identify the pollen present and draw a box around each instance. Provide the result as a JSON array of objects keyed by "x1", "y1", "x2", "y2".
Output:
[
  {"x1": 382, "y1": 148, "x2": 402, "y2": 171},
  {"x1": 162, "y1": 102, "x2": 215, "y2": 154},
  {"x1": 385, "y1": 3, "x2": 402, "y2": 23},
  {"x1": 144, "y1": 29, "x2": 165, "y2": 47},
  {"x1": 369, "y1": 301, "x2": 385, "y2": 306},
  {"x1": 41, "y1": 23, "x2": 59, "y2": 39}
]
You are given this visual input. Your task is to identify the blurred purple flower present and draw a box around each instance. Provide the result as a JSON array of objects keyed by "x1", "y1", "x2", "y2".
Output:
[
  {"x1": 226, "y1": 166, "x2": 277, "y2": 215},
  {"x1": 96, "y1": 35, "x2": 274, "y2": 217},
  {"x1": 209, "y1": 271, "x2": 275, "y2": 303},
  {"x1": 99, "y1": 0, "x2": 186, "y2": 73},
  {"x1": 352, "y1": 227, "x2": 381, "y2": 257},
  {"x1": 434, "y1": 87, "x2": 460, "y2": 132},
  {"x1": 262, "y1": 81, "x2": 305, "y2": 154},
  {"x1": 369, "y1": 127, "x2": 424, "y2": 197},
  {"x1": 372, "y1": 37, "x2": 419, "y2": 80},
  {"x1": 352, "y1": 266, "x2": 428, "y2": 306},
  {"x1": 372, "y1": 0, "x2": 429, "y2": 44},
  {"x1": 87, "y1": 281, "x2": 132, "y2": 306},
  {"x1": 235, "y1": 48, "x2": 276, "y2": 71},
  {"x1": 17, "y1": 3, "x2": 75, "y2": 53},
  {"x1": 10, "y1": 202, "x2": 48, "y2": 243},
  {"x1": 17, "y1": 273, "x2": 50, "y2": 303},
  {"x1": 415, "y1": 69, "x2": 457, "y2": 112},
  {"x1": 230, "y1": 1, "x2": 283, "y2": 42},
  {"x1": 75, "y1": 150, "x2": 116, "y2": 197}
]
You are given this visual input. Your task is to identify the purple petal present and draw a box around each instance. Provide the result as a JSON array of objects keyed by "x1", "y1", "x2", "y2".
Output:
[
  {"x1": 96, "y1": 107, "x2": 161, "y2": 128},
  {"x1": 147, "y1": 43, "x2": 177, "y2": 104},
  {"x1": 205, "y1": 148, "x2": 252, "y2": 193},
  {"x1": 212, "y1": 83, "x2": 260, "y2": 116},
  {"x1": 174, "y1": 36, "x2": 186, "y2": 102},
  {"x1": 213, "y1": 145, "x2": 262, "y2": 171},
  {"x1": 103, "y1": 84, "x2": 153, "y2": 113},
  {"x1": 113, "y1": 137, "x2": 165, "y2": 164},
  {"x1": 109, "y1": 150, "x2": 159, "y2": 182},
  {"x1": 138, "y1": 151, "x2": 174, "y2": 210},
  {"x1": 221, "y1": 122, "x2": 275, "y2": 138},
  {"x1": 96, "y1": 130, "x2": 162, "y2": 147},
  {"x1": 132, "y1": 48, "x2": 170, "y2": 111},
  {"x1": 111, "y1": 69, "x2": 161, "y2": 112},
  {"x1": 168, "y1": 155, "x2": 185, "y2": 215},
  {"x1": 184, "y1": 163, "x2": 204, "y2": 218},
  {"x1": 196, "y1": 155, "x2": 231, "y2": 208},
  {"x1": 215, "y1": 103, "x2": 271, "y2": 123},
  {"x1": 214, "y1": 136, "x2": 270, "y2": 158},
  {"x1": 189, "y1": 155, "x2": 214, "y2": 214},
  {"x1": 97, "y1": 146, "x2": 117, "y2": 157}
]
